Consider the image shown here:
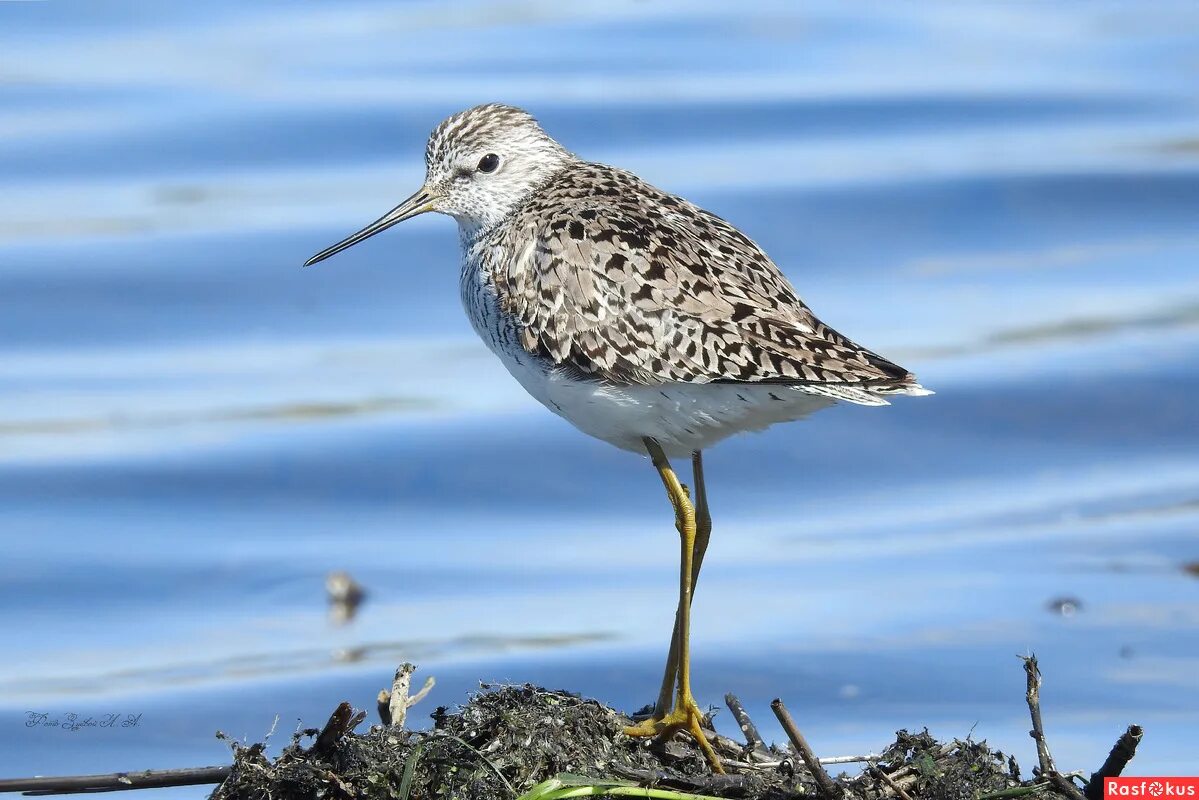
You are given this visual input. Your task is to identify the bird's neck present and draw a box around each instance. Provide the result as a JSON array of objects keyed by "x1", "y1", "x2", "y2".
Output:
[{"x1": 457, "y1": 219, "x2": 489, "y2": 258}]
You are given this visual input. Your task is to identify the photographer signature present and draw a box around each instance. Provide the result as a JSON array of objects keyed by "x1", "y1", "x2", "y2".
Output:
[{"x1": 25, "y1": 712, "x2": 141, "y2": 732}]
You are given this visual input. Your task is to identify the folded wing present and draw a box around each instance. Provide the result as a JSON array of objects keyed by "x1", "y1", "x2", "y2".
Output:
[{"x1": 494, "y1": 163, "x2": 918, "y2": 392}]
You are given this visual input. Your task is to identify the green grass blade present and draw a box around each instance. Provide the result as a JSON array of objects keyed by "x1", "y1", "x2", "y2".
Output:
[
  {"x1": 513, "y1": 775, "x2": 725, "y2": 800},
  {"x1": 397, "y1": 742, "x2": 425, "y2": 800}
]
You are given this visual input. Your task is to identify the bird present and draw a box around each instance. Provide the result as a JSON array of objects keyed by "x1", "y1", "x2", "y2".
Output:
[
  {"x1": 325, "y1": 570, "x2": 366, "y2": 625},
  {"x1": 304, "y1": 103, "x2": 931, "y2": 772}
]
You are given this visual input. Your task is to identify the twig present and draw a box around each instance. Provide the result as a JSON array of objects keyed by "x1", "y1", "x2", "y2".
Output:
[
  {"x1": 723, "y1": 693, "x2": 767, "y2": 755},
  {"x1": 1083, "y1": 726, "x2": 1143, "y2": 800},
  {"x1": 389, "y1": 663, "x2": 416, "y2": 727},
  {"x1": 377, "y1": 689, "x2": 391, "y2": 726},
  {"x1": 979, "y1": 782, "x2": 1051, "y2": 800},
  {"x1": 379, "y1": 663, "x2": 436, "y2": 728},
  {"x1": 1050, "y1": 776, "x2": 1086, "y2": 800},
  {"x1": 822, "y1": 754, "x2": 882, "y2": 765},
  {"x1": 0, "y1": 767, "x2": 231, "y2": 796},
  {"x1": 1021, "y1": 655, "x2": 1055, "y2": 776},
  {"x1": 1019, "y1": 655, "x2": 1084, "y2": 800},
  {"x1": 770, "y1": 699, "x2": 843, "y2": 800},
  {"x1": 706, "y1": 731, "x2": 752, "y2": 763},
  {"x1": 720, "y1": 753, "x2": 882, "y2": 771},
  {"x1": 312, "y1": 702, "x2": 365, "y2": 756},
  {"x1": 871, "y1": 766, "x2": 916, "y2": 800},
  {"x1": 410, "y1": 677, "x2": 435, "y2": 705}
]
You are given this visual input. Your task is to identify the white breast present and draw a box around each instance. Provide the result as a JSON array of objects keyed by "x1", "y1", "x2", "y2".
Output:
[{"x1": 459, "y1": 259, "x2": 837, "y2": 458}]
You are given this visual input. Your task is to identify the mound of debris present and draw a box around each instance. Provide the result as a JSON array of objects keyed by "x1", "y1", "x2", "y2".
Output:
[
  {"x1": 0, "y1": 657, "x2": 1138, "y2": 799},
  {"x1": 211, "y1": 659, "x2": 1133, "y2": 800}
]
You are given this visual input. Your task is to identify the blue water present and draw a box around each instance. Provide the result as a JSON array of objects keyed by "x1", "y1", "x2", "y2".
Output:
[{"x1": 2, "y1": 0, "x2": 1198, "y2": 791}]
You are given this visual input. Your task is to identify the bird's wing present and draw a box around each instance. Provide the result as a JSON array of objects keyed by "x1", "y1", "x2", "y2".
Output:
[{"x1": 495, "y1": 163, "x2": 916, "y2": 389}]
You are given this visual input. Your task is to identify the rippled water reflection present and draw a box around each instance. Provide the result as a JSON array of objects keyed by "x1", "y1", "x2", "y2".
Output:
[{"x1": 1, "y1": 0, "x2": 1197, "y2": 787}]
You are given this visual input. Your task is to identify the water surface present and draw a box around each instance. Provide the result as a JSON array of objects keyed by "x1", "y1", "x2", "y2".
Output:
[{"x1": 1, "y1": 0, "x2": 1198, "y2": 789}]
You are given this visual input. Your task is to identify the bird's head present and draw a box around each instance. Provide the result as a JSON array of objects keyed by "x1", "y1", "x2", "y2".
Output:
[{"x1": 305, "y1": 103, "x2": 572, "y2": 266}]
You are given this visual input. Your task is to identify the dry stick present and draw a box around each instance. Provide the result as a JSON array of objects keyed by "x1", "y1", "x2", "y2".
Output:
[
  {"x1": 871, "y1": 765, "x2": 917, "y2": 800},
  {"x1": 389, "y1": 663, "x2": 416, "y2": 726},
  {"x1": 979, "y1": 784, "x2": 1053, "y2": 800},
  {"x1": 0, "y1": 766, "x2": 232, "y2": 796},
  {"x1": 821, "y1": 754, "x2": 883, "y2": 765},
  {"x1": 723, "y1": 693, "x2": 767, "y2": 755},
  {"x1": 1021, "y1": 656, "x2": 1056, "y2": 776},
  {"x1": 706, "y1": 731, "x2": 754, "y2": 766},
  {"x1": 721, "y1": 753, "x2": 884, "y2": 771},
  {"x1": 1019, "y1": 656, "x2": 1085, "y2": 800},
  {"x1": 770, "y1": 699, "x2": 843, "y2": 800},
  {"x1": 312, "y1": 702, "x2": 365, "y2": 756},
  {"x1": 378, "y1": 663, "x2": 437, "y2": 728},
  {"x1": 407, "y1": 679, "x2": 435, "y2": 713},
  {"x1": 376, "y1": 689, "x2": 392, "y2": 726},
  {"x1": 1082, "y1": 726, "x2": 1144, "y2": 800}
]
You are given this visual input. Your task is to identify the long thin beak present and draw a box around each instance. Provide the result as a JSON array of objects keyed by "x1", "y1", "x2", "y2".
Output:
[{"x1": 303, "y1": 188, "x2": 434, "y2": 266}]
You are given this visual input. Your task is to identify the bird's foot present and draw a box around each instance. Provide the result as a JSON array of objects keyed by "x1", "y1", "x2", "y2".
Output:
[{"x1": 623, "y1": 693, "x2": 724, "y2": 773}]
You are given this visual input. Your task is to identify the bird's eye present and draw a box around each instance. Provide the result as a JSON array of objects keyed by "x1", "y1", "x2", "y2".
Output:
[{"x1": 477, "y1": 153, "x2": 500, "y2": 173}]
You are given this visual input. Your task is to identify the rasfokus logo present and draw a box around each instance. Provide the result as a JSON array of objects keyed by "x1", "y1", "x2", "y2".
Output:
[{"x1": 1106, "y1": 779, "x2": 1199, "y2": 798}]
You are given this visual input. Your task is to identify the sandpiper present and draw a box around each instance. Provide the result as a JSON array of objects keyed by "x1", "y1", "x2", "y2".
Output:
[{"x1": 305, "y1": 103, "x2": 930, "y2": 771}]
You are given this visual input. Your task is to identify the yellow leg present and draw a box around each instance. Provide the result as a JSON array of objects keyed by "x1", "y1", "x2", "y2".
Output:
[
  {"x1": 652, "y1": 451, "x2": 711, "y2": 717},
  {"x1": 624, "y1": 442, "x2": 723, "y2": 774}
]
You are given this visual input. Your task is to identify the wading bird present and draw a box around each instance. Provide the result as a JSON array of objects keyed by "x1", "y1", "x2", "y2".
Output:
[{"x1": 305, "y1": 104, "x2": 930, "y2": 772}]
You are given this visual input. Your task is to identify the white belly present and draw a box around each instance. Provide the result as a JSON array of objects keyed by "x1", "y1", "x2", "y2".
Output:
[
  {"x1": 535, "y1": 372, "x2": 836, "y2": 457},
  {"x1": 460, "y1": 265, "x2": 836, "y2": 457}
]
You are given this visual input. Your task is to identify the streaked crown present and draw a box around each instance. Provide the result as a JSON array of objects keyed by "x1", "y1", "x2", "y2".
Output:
[{"x1": 423, "y1": 103, "x2": 574, "y2": 235}]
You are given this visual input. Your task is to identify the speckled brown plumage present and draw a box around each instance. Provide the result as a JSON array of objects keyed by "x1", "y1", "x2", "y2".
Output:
[
  {"x1": 306, "y1": 103, "x2": 929, "y2": 454},
  {"x1": 478, "y1": 160, "x2": 917, "y2": 392}
]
